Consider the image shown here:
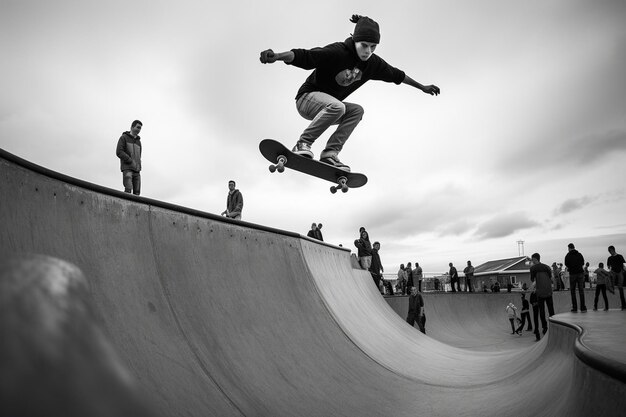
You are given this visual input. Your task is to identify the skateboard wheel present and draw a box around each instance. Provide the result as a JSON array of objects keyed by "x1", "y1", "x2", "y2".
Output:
[
  {"x1": 277, "y1": 164, "x2": 285, "y2": 173},
  {"x1": 330, "y1": 186, "x2": 337, "y2": 194},
  {"x1": 269, "y1": 165, "x2": 277, "y2": 173},
  {"x1": 341, "y1": 185, "x2": 348, "y2": 193}
]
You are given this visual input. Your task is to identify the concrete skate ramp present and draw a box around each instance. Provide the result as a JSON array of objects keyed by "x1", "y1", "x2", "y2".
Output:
[
  {"x1": 1, "y1": 148, "x2": 624, "y2": 417},
  {"x1": 385, "y1": 290, "x2": 626, "y2": 351}
]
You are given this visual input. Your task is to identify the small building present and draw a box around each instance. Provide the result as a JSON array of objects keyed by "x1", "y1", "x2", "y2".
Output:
[{"x1": 473, "y1": 256, "x2": 532, "y2": 291}]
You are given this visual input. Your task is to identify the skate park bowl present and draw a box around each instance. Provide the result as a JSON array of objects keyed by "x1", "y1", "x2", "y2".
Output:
[{"x1": 1, "y1": 147, "x2": 625, "y2": 417}]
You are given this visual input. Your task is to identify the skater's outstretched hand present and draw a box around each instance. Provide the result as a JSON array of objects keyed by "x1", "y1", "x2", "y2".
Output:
[
  {"x1": 422, "y1": 85, "x2": 440, "y2": 96},
  {"x1": 402, "y1": 75, "x2": 441, "y2": 96},
  {"x1": 259, "y1": 49, "x2": 294, "y2": 64},
  {"x1": 259, "y1": 49, "x2": 277, "y2": 64}
]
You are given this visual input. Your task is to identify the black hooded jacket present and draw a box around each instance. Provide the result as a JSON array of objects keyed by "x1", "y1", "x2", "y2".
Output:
[{"x1": 288, "y1": 38, "x2": 405, "y2": 101}]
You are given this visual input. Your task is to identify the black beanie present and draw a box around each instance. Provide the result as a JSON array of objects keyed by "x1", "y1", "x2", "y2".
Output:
[{"x1": 352, "y1": 16, "x2": 380, "y2": 44}]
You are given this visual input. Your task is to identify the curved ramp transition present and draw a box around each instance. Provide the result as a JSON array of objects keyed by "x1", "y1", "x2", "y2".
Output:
[{"x1": 1, "y1": 148, "x2": 625, "y2": 417}]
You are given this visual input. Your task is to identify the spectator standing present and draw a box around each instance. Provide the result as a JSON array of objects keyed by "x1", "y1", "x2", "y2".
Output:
[
  {"x1": 505, "y1": 303, "x2": 520, "y2": 335},
  {"x1": 530, "y1": 253, "x2": 554, "y2": 339},
  {"x1": 354, "y1": 228, "x2": 372, "y2": 270},
  {"x1": 607, "y1": 245, "x2": 626, "y2": 310},
  {"x1": 369, "y1": 241, "x2": 384, "y2": 293},
  {"x1": 529, "y1": 284, "x2": 540, "y2": 341},
  {"x1": 221, "y1": 180, "x2": 243, "y2": 220},
  {"x1": 593, "y1": 263, "x2": 610, "y2": 311},
  {"x1": 406, "y1": 287, "x2": 426, "y2": 333},
  {"x1": 584, "y1": 262, "x2": 590, "y2": 287},
  {"x1": 405, "y1": 262, "x2": 414, "y2": 292},
  {"x1": 397, "y1": 264, "x2": 408, "y2": 295},
  {"x1": 551, "y1": 263, "x2": 560, "y2": 291},
  {"x1": 557, "y1": 263, "x2": 566, "y2": 290},
  {"x1": 564, "y1": 243, "x2": 587, "y2": 312},
  {"x1": 449, "y1": 263, "x2": 460, "y2": 292},
  {"x1": 463, "y1": 261, "x2": 475, "y2": 292},
  {"x1": 515, "y1": 293, "x2": 533, "y2": 333},
  {"x1": 116, "y1": 120, "x2": 143, "y2": 195},
  {"x1": 413, "y1": 262, "x2": 423, "y2": 292},
  {"x1": 316, "y1": 223, "x2": 324, "y2": 241},
  {"x1": 307, "y1": 223, "x2": 319, "y2": 239}
]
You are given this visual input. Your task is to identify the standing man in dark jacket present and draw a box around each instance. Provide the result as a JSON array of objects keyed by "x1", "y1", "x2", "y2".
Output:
[
  {"x1": 369, "y1": 241, "x2": 384, "y2": 293},
  {"x1": 221, "y1": 180, "x2": 243, "y2": 220},
  {"x1": 406, "y1": 286, "x2": 425, "y2": 333},
  {"x1": 354, "y1": 228, "x2": 372, "y2": 270},
  {"x1": 529, "y1": 286, "x2": 541, "y2": 341},
  {"x1": 116, "y1": 120, "x2": 143, "y2": 195},
  {"x1": 530, "y1": 252, "x2": 554, "y2": 338},
  {"x1": 259, "y1": 14, "x2": 439, "y2": 172},
  {"x1": 607, "y1": 245, "x2": 626, "y2": 310},
  {"x1": 463, "y1": 260, "x2": 475, "y2": 292},
  {"x1": 307, "y1": 223, "x2": 323, "y2": 241},
  {"x1": 316, "y1": 223, "x2": 324, "y2": 241},
  {"x1": 564, "y1": 243, "x2": 587, "y2": 312},
  {"x1": 449, "y1": 263, "x2": 460, "y2": 292}
]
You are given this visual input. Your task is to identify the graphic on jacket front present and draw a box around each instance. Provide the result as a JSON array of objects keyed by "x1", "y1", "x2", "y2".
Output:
[{"x1": 335, "y1": 68, "x2": 363, "y2": 87}]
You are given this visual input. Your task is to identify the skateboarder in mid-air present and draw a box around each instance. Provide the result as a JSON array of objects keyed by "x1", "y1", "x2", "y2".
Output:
[{"x1": 259, "y1": 14, "x2": 440, "y2": 172}]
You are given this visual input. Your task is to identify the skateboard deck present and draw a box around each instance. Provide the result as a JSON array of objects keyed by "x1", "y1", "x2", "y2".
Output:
[{"x1": 259, "y1": 139, "x2": 367, "y2": 193}]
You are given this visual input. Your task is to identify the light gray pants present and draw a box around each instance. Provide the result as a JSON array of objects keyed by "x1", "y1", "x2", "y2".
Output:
[{"x1": 296, "y1": 92, "x2": 364, "y2": 158}]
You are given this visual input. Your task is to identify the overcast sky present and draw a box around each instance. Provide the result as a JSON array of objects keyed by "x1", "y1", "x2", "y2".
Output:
[{"x1": 1, "y1": 0, "x2": 625, "y2": 273}]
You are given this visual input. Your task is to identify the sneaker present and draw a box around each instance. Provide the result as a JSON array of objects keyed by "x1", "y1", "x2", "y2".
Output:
[
  {"x1": 292, "y1": 142, "x2": 313, "y2": 159},
  {"x1": 571, "y1": 309, "x2": 578, "y2": 312},
  {"x1": 604, "y1": 308, "x2": 609, "y2": 311},
  {"x1": 581, "y1": 308, "x2": 587, "y2": 313},
  {"x1": 320, "y1": 154, "x2": 351, "y2": 172}
]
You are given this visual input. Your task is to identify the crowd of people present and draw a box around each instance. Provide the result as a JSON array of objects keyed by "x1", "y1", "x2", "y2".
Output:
[{"x1": 348, "y1": 230, "x2": 625, "y2": 340}]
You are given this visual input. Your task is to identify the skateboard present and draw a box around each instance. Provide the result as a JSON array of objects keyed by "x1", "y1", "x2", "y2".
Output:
[{"x1": 259, "y1": 139, "x2": 368, "y2": 193}]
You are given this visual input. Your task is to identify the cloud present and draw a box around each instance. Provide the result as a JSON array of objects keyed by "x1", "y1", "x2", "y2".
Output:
[
  {"x1": 342, "y1": 180, "x2": 478, "y2": 241},
  {"x1": 553, "y1": 196, "x2": 595, "y2": 215},
  {"x1": 499, "y1": 129, "x2": 626, "y2": 175},
  {"x1": 437, "y1": 220, "x2": 474, "y2": 237},
  {"x1": 572, "y1": 130, "x2": 626, "y2": 163},
  {"x1": 474, "y1": 212, "x2": 540, "y2": 240}
]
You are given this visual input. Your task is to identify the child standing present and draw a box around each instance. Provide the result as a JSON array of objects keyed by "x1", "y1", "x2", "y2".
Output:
[
  {"x1": 593, "y1": 262, "x2": 612, "y2": 311},
  {"x1": 506, "y1": 302, "x2": 520, "y2": 335}
]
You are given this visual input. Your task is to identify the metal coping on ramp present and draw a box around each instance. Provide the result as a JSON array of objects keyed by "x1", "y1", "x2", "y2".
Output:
[
  {"x1": 552, "y1": 314, "x2": 626, "y2": 384},
  {"x1": 0, "y1": 147, "x2": 347, "y2": 252}
]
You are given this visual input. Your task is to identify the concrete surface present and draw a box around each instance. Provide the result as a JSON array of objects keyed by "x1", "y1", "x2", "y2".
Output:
[
  {"x1": 1, "y1": 147, "x2": 625, "y2": 417},
  {"x1": 384, "y1": 290, "x2": 625, "y2": 351}
]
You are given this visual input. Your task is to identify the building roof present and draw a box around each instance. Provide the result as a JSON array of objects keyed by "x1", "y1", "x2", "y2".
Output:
[{"x1": 473, "y1": 256, "x2": 530, "y2": 276}]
